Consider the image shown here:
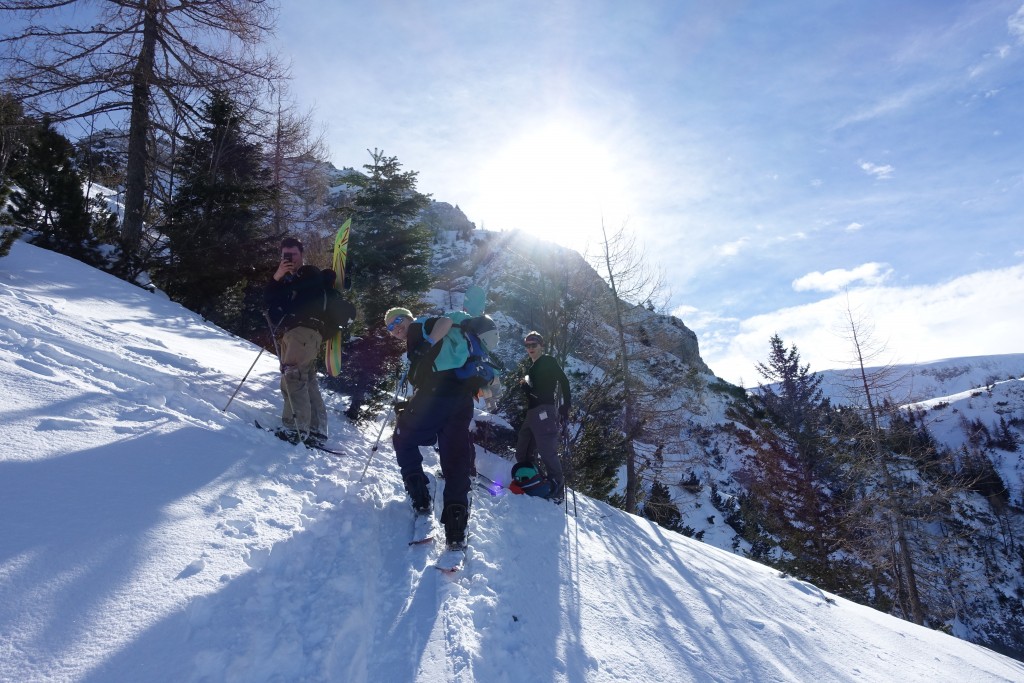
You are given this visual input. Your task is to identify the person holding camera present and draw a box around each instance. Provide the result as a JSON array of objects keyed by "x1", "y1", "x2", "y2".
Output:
[{"x1": 265, "y1": 237, "x2": 333, "y2": 445}]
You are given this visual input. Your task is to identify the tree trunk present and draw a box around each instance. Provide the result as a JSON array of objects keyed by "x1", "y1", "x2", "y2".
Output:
[
  {"x1": 121, "y1": 0, "x2": 161, "y2": 255},
  {"x1": 851, "y1": 321, "x2": 926, "y2": 625},
  {"x1": 600, "y1": 223, "x2": 639, "y2": 512}
]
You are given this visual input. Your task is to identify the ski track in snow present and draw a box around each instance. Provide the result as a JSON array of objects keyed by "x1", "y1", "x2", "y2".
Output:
[{"x1": 3, "y1": 242, "x2": 1024, "y2": 683}]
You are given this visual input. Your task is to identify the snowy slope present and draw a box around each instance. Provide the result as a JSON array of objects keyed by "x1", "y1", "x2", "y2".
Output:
[
  {"x1": 907, "y1": 378, "x2": 1024, "y2": 504},
  {"x1": 2, "y1": 241, "x2": 1023, "y2": 683},
  {"x1": 809, "y1": 354, "x2": 1024, "y2": 407}
]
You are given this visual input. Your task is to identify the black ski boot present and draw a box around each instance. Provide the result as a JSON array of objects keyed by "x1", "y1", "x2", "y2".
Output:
[
  {"x1": 404, "y1": 472, "x2": 432, "y2": 514},
  {"x1": 275, "y1": 427, "x2": 301, "y2": 445},
  {"x1": 442, "y1": 503, "x2": 468, "y2": 550}
]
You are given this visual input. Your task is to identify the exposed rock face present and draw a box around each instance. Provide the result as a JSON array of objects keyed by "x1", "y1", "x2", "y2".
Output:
[
  {"x1": 431, "y1": 227, "x2": 711, "y2": 376},
  {"x1": 422, "y1": 201, "x2": 476, "y2": 236}
]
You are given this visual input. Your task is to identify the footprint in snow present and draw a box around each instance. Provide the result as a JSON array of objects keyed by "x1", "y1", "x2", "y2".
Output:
[
  {"x1": 221, "y1": 519, "x2": 256, "y2": 538},
  {"x1": 218, "y1": 495, "x2": 243, "y2": 510},
  {"x1": 177, "y1": 558, "x2": 206, "y2": 579},
  {"x1": 36, "y1": 417, "x2": 89, "y2": 431},
  {"x1": 16, "y1": 358, "x2": 57, "y2": 376}
]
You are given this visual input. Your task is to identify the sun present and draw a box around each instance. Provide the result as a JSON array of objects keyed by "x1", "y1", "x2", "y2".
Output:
[{"x1": 471, "y1": 119, "x2": 628, "y2": 252}]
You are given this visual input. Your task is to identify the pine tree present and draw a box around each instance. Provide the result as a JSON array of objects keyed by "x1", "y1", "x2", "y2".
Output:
[
  {"x1": 731, "y1": 335, "x2": 849, "y2": 589},
  {"x1": 0, "y1": 92, "x2": 27, "y2": 255},
  {"x1": 330, "y1": 149, "x2": 431, "y2": 421},
  {"x1": 0, "y1": 92, "x2": 28, "y2": 186},
  {"x1": 642, "y1": 480, "x2": 685, "y2": 533},
  {"x1": 346, "y1": 149, "x2": 432, "y2": 322},
  {"x1": 154, "y1": 90, "x2": 274, "y2": 336},
  {"x1": 993, "y1": 417, "x2": 1019, "y2": 452},
  {"x1": 565, "y1": 374, "x2": 628, "y2": 502},
  {"x1": 1, "y1": 1, "x2": 283, "y2": 262},
  {"x1": 8, "y1": 118, "x2": 103, "y2": 265}
]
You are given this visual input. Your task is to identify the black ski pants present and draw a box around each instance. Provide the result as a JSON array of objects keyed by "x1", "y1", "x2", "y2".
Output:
[{"x1": 393, "y1": 388, "x2": 474, "y2": 509}]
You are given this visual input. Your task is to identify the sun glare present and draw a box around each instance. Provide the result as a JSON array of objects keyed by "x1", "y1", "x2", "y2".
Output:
[{"x1": 472, "y1": 120, "x2": 628, "y2": 252}]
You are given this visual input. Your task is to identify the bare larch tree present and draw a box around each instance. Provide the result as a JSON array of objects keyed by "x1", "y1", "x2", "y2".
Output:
[{"x1": 1, "y1": 0, "x2": 283, "y2": 262}]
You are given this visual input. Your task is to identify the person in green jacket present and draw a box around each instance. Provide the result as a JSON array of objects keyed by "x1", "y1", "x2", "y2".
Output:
[{"x1": 515, "y1": 331, "x2": 571, "y2": 500}]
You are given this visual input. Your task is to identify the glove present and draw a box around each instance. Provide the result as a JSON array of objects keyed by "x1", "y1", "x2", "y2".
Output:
[{"x1": 559, "y1": 403, "x2": 570, "y2": 422}]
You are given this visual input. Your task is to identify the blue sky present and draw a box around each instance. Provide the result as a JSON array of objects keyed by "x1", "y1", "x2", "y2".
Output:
[{"x1": 276, "y1": 1, "x2": 1024, "y2": 384}]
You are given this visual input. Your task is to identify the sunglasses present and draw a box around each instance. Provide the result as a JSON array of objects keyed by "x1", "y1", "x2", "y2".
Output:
[
  {"x1": 386, "y1": 315, "x2": 407, "y2": 333},
  {"x1": 524, "y1": 342, "x2": 540, "y2": 349}
]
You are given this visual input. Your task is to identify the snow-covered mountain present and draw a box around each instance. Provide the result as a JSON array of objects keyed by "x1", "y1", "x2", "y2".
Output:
[
  {"x1": 425, "y1": 226, "x2": 1024, "y2": 660},
  {"x1": 803, "y1": 355, "x2": 1024, "y2": 500},
  {"x1": 4, "y1": 243, "x2": 1024, "y2": 682},
  {"x1": 809, "y1": 354, "x2": 1024, "y2": 407}
]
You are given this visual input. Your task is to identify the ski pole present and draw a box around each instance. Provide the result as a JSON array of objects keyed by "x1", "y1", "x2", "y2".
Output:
[
  {"x1": 561, "y1": 423, "x2": 578, "y2": 518},
  {"x1": 370, "y1": 409, "x2": 393, "y2": 454},
  {"x1": 360, "y1": 366, "x2": 408, "y2": 485},
  {"x1": 222, "y1": 346, "x2": 266, "y2": 412},
  {"x1": 371, "y1": 364, "x2": 408, "y2": 452},
  {"x1": 264, "y1": 310, "x2": 282, "y2": 358},
  {"x1": 222, "y1": 311, "x2": 281, "y2": 412}
]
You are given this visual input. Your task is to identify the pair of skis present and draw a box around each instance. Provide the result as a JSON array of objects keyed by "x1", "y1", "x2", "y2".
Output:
[
  {"x1": 253, "y1": 420, "x2": 346, "y2": 455},
  {"x1": 409, "y1": 512, "x2": 464, "y2": 573},
  {"x1": 409, "y1": 472, "x2": 493, "y2": 573}
]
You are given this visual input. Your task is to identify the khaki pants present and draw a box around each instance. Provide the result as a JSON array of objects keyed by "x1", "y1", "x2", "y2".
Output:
[{"x1": 279, "y1": 327, "x2": 327, "y2": 435}]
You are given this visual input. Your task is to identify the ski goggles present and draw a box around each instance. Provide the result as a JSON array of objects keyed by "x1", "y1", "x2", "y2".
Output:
[{"x1": 386, "y1": 315, "x2": 407, "y2": 333}]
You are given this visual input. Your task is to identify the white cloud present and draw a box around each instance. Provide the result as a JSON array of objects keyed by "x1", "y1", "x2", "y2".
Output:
[
  {"x1": 834, "y1": 83, "x2": 937, "y2": 129},
  {"x1": 699, "y1": 264, "x2": 1024, "y2": 386},
  {"x1": 845, "y1": 222, "x2": 864, "y2": 232},
  {"x1": 717, "y1": 237, "x2": 750, "y2": 258},
  {"x1": 771, "y1": 232, "x2": 807, "y2": 243},
  {"x1": 1009, "y1": 5, "x2": 1024, "y2": 43},
  {"x1": 859, "y1": 161, "x2": 895, "y2": 180},
  {"x1": 792, "y1": 262, "x2": 892, "y2": 292}
]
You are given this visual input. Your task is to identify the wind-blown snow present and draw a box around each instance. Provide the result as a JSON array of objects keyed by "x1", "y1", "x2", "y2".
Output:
[{"x1": 1, "y1": 241, "x2": 1022, "y2": 683}]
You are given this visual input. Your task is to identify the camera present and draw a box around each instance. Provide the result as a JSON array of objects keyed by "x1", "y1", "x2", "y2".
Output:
[{"x1": 283, "y1": 253, "x2": 293, "y2": 263}]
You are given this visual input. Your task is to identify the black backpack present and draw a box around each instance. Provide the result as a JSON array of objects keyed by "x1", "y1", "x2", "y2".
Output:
[
  {"x1": 323, "y1": 288, "x2": 356, "y2": 330},
  {"x1": 453, "y1": 315, "x2": 502, "y2": 392}
]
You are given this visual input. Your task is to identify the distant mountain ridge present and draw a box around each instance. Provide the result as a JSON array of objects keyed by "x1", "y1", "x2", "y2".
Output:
[{"x1": 809, "y1": 353, "x2": 1024, "y2": 407}]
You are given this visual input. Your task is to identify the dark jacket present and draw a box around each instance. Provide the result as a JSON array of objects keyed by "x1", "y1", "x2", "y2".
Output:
[
  {"x1": 524, "y1": 354, "x2": 571, "y2": 410},
  {"x1": 406, "y1": 318, "x2": 470, "y2": 396},
  {"x1": 265, "y1": 265, "x2": 334, "y2": 335}
]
